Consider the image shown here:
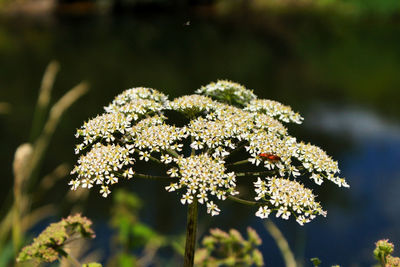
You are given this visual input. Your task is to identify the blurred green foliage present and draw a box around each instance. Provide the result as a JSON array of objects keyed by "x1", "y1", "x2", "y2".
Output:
[
  {"x1": 0, "y1": 61, "x2": 88, "y2": 267},
  {"x1": 1, "y1": 0, "x2": 400, "y2": 17},
  {"x1": 110, "y1": 189, "x2": 162, "y2": 250},
  {"x1": 216, "y1": 0, "x2": 400, "y2": 16},
  {"x1": 194, "y1": 227, "x2": 264, "y2": 267},
  {"x1": 108, "y1": 189, "x2": 169, "y2": 266},
  {"x1": 107, "y1": 190, "x2": 267, "y2": 266}
]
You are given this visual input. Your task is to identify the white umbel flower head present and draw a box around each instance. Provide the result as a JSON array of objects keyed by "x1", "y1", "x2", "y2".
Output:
[{"x1": 71, "y1": 81, "x2": 348, "y2": 225}]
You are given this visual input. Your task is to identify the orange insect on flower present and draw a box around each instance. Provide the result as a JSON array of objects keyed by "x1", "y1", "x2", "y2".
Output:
[{"x1": 259, "y1": 153, "x2": 281, "y2": 162}]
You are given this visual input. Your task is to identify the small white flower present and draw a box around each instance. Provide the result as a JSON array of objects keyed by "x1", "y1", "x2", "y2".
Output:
[
  {"x1": 167, "y1": 168, "x2": 179, "y2": 177},
  {"x1": 206, "y1": 201, "x2": 220, "y2": 216},
  {"x1": 288, "y1": 166, "x2": 300, "y2": 178},
  {"x1": 190, "y1": 140, "x2": 204, "y2": 150},
  {"x1": 181, "y1": 193, "x2": 193, "y2": 205},
  {"x1": 216, "y1": 190, "x2": 226, "y2": 200},
  {"x1": 75, "y1": 144, "x2": 84, "y2": 154},
  {"x1": 165, "y1": 183, "x2": 179, "y2": 192},
  {"x1": 94, "y1": 175, "x2": 104, "y2": 185},
  {"x1": 100, "y1": 185, "x2": 111, "y2": 197},
  {"x1": 125, "y1": 144, "x2": 135, "y2": 153},
  {"x1": 255, "y1": 206, "x2": 271, "y2": 219},
  {"x1": 122, "y1": 168, "x2": 135, "y2": 179},
  {"x1": 311, "y1": 173, "x2": 323, "y2": 185},
  {"x1": 296, "y1": 215, "x2": 310, "y2": 226},
  {"x1": 81, "y1": 178, "x2": 93, "y2": 189},
  {"x1": 139, "y1": 151, "x2": 150, "y2": 161},
  {"x1": 106, "y1": 174, "x2": 118, "y2": 185},
  {"x1": 161, "y1": 154, "x2": 173, "y2": 164},
  {"x1": 176, "y1": 143, "x2": 184, "y2": 152},
  {"x1": 68, "y1": 179, "x2": 80, "y2": 190},
  {"x1": 197, "y1": 191, "x2": 208, "y2": 204}
]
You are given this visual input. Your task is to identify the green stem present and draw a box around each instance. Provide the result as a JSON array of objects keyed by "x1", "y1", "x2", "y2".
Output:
[
  {"x1": 265, "y1": 220, "x2": 297, "y2": 267},
  {"x1": 148, "y1": 155, "x2": 162, "y2": 164},
  {"x1": 12, "y1": 203, "x2": 22, "y2": 254},
  {"x1": 191, "y1": 136, "x2": 195, "y2": 156},
  {"x1": 183, "y1": 200, "x2": 198, "y2": 267},
  {"x1": 132, "y1": 173, "x2": 178, "y2": 181},
  {"x1": 227, "y1": 196, "x2": 261, "y2": 206},
  {"x1": 226, "y1": 159, "x2": 249, "y2": 167},
  {"x1": 380, "y1": 254, "x2": 386, "y2": 266},
  {"x1": 166, "y1": 149, "x2": 180, "y2": 158},
  {"x1": 29, "y1": 61, "x2": 60, "y2": 142},
  {"x1": 236, "y1": 170, "x2": 278, "y2": 177},
  {"x1": 66, "y1": 254, "x2": 81, "y2": 267}
]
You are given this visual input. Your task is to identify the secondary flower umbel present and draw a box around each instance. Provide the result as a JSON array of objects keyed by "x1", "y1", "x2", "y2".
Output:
[{"x1": 70, "y1": 80, "x2": 349, "y2": 225}]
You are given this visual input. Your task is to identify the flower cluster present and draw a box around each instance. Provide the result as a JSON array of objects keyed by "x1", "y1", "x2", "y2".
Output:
[
  {"x1": 297, "y1": 142, "x2": 348, "y2": 187},
  {"x1": 70, "y1": 81, "x2": 349, "y2": 225},
  {"x1": 187, "y1": 104, "x2": 288, "y2": 158},
  {"x1": 165, "y1": 154, "x2": 238, "y2": 216},
  {"x1": 195, "y1": 80, "x2": 256, "y2": 106},
  {"x1": 167, "y1": 94, "x2": 216, "y2": 115},
  {"x1": 130, "y1": 117, "x2": 187, "y2": 153},
  {"x1": 254, "y1": 177, "x2": 326, "y2": 225},
  {"x1": 70, "y1": 143, "x2": 134, "y2": 197},
  {"x1": 246, "y1": 130, "x2": 297, "y2": 172},
  {"x1": 75, "y1": 112, "x2": 132, "y2": 149},
  {"x1": 245, "y1": 99, "x2": 303, "y2": 124},
  {"x1": 104, "y1": 87, "x2": 168, "y2": 115}
]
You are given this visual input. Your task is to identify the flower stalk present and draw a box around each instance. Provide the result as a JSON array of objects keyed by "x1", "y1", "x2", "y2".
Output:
[{"x1": 184, "y1": 200, "x2": 198, "y2": 267}]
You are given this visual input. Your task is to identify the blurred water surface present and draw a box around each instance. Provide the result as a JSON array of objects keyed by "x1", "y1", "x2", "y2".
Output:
[{"x1": 0, "y1": 10, "x2": 399, "y2": 266}]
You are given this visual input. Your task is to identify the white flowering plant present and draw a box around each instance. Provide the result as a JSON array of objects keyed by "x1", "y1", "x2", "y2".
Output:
[{"x1": 70, "y1": 80, "x2": 349, "y2": 266}]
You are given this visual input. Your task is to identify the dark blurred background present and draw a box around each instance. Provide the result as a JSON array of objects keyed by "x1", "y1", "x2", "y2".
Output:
[{"x1": 1, "y1": 0, "x2": 400, "y2": 266}]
